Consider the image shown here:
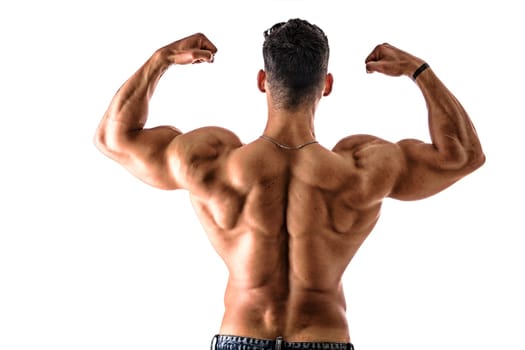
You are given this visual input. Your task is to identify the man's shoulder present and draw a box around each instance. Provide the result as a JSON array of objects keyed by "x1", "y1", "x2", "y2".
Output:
[
  {"x1": 169, "y1": 126, "x2": 243, "y2": 162},
  {"x1": 165, "y1": 126, "x2": 243, "y2": 190},
  {"x1": 332, "y1": 134, "x2": 393, "y2": 154},
  {"x1": 181, "y1": 126, "x2": 243, "y2": 147}
]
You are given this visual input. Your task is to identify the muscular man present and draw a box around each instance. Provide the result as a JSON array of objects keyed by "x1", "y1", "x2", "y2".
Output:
[{"x1": 95, "y1": 19, "x2": 485, "y2": 350}]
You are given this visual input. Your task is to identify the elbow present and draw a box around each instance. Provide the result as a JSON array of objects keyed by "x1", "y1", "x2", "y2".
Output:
[
  {"x1": 93, "y1": 127, "x2": 106, "y2": 153},
  {"x1": 468, "y1": 147, "x2": 486, "y2": 171},
  {"x1": 439, "y1": 137, "x2": 486, "y2": 172},
  {"x1": 93, "y1": 126, "x2": 113, "y2": 156},
  {"x1": 449, "y1": 146, "x2": 486, "y2": 174},
  {"x1": 463, "y1": 136, "x2": 486, "y2": 172},
  {"x1": 93, "y1": 125, "x2": 126, "y2": 160}
]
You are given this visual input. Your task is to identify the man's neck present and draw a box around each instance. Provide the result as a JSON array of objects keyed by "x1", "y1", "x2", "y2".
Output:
[{"x1": 263, "y1": 106, "x2": 317, "y2": 145}]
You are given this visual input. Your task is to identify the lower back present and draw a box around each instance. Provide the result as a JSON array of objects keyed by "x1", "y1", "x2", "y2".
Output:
[{"x1": 219, "y1": 281, "x2": 351, "y2": 342}]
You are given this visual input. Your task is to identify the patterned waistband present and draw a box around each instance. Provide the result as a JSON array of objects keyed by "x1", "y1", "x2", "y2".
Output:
[{"x1": 211, "y1": 334, "x2": 354, "y2": 350}]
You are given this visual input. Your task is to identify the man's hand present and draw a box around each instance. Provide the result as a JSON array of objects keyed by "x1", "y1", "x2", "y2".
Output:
[
  {"x1": 365, "y1": 43, "x2": 425, "y2": 78},
  {"x1": 159, "y1": 33, "x2": 218, "y2": 65}
]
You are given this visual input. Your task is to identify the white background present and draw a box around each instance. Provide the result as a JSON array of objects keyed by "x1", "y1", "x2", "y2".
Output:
[{"x1": 1, "y1": 1, "x2": 523, "y2": 349}]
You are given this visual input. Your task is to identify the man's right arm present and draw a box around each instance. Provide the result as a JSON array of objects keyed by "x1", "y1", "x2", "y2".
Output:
[{"x1": 365, "y1": 43, "x2": 485, "y2": 201}]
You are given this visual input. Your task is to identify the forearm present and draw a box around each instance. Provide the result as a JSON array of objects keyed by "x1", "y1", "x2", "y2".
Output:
[
  {"x1": 95, "y1": 50, "x2": 170, "y2": 151},
  {"x1": 415, "y1": 68, "x2": 485, "y2": 169}
]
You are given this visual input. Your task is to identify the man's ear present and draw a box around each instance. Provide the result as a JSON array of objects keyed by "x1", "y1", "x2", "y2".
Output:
[
  {"x1": 323, "y1": 73, "x2": 333, "y2": 96},
  {"x1": 257, "y1": 69, "x2": 266, "y2": 93}
]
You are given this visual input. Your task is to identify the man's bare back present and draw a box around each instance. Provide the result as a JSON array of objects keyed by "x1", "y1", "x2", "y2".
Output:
[
  {"x1": 95, "y1": 19, "x2": 484, "y2": 347},
  {"x1": 190, "y1": 135, "x2": 397, "y2": 341}
]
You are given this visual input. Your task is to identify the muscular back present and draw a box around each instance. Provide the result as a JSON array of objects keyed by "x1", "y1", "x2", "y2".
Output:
[
  {"x1": 183, "y1": 130, "x2": 402, "y2": 342},
  {"x1": 95, "y1": 33, "x2": 485, "y2": 345}
]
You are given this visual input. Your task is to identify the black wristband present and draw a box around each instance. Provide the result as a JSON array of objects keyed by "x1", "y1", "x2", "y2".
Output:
[{"x1": 412, "y1": 63, "x2": 429, "y2": 80}]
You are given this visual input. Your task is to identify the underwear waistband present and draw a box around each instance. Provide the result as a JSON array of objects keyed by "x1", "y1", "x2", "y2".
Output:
[{"x1": 211, "y1": 334, "x2": 354, "y2": 350}]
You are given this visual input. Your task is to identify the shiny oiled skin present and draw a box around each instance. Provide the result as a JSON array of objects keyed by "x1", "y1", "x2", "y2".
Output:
[
  {"x1": 182, "y1": 133, "x2": 401, "y2": 342},
  {"x1": 94, "y1": 34, "x2": 485, "y2": 344}
]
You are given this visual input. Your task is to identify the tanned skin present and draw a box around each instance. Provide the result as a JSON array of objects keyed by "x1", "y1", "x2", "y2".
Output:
[{"x1": 94, "y1": 33, "x2": 485, "y2": 342}]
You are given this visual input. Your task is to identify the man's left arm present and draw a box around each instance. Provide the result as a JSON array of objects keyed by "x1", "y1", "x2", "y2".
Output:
[{"x1": 94, "y1": 33, "x2": 217, "y2": 189}]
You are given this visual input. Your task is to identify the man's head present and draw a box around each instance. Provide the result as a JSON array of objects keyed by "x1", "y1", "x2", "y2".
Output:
[{"x1": 260, "y1": 18, "x2": 332, "y2": 110}]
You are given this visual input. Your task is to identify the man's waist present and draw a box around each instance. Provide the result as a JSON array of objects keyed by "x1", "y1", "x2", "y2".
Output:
[{"x1": 211, "y1": 334, "x2": 354, "y2": 350}]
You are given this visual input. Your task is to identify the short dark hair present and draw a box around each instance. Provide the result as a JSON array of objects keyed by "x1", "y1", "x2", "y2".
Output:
[{"x1": 262, "y1": 18, "x2": 329, "y2": 110}]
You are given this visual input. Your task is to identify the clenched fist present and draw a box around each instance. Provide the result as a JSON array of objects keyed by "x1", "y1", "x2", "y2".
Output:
[
  {"x1": 365, "y1": 43, "x2": 426, "y2": 78},
  {"x1": 159, "y1": 33, "x2": 218, "y2": 65}
]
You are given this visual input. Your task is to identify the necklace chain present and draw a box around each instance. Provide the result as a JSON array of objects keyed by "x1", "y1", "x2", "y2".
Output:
[{"x1": 260, "y1": 135, "x2": 318, "y2": 150}]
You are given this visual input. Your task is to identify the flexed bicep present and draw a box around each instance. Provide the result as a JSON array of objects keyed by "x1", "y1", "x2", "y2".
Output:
[
  {"x1": 389, "y1": 138, "x2": 477, "y2": 201},
  {"x1": 365, "y1": 43, "x2": 485, "y2": 201},
  {"x1": 99, "y1": 123, "x2": 183, "y2": 190},
  {"x1": 94, "y1": 33, "x2": 222, "y2": 190}
]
